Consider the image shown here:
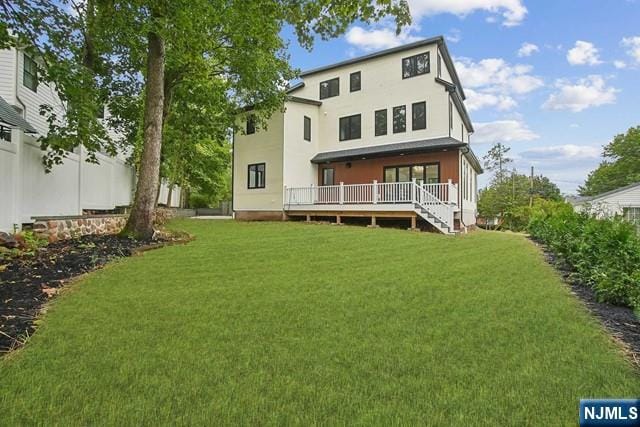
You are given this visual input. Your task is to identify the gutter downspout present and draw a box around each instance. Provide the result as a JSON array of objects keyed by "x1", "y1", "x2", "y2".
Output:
[{"x1": 14, "y1": 49, "x2": 26, "y2": 118}]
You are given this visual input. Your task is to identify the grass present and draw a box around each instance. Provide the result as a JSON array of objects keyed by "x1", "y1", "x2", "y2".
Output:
[{"x1": 0, "y1": 220, "x2": 638, "y2": 425}]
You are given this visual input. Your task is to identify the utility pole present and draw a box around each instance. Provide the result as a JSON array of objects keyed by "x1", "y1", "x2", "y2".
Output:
[{"x1": 529, "y1": 166, "x2": 534, "y2": 208}]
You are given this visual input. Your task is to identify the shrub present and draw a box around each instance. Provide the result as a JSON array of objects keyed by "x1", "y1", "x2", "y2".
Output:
[{"x1": 528, "y1": 204, "x2": 640, "y2": 311}]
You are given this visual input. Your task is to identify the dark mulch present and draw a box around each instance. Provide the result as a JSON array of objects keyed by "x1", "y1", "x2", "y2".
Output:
[
  {"x1": 0, "y1": 235, "x2": 163, "y2": 354},
  {"x1": 531, "y1": 238, "x2": 640, "y2": 365}
]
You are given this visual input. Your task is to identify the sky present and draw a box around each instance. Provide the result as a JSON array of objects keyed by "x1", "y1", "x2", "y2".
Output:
[{"x1": 280, "y1": 0, "x2": 640, "y2": 194}]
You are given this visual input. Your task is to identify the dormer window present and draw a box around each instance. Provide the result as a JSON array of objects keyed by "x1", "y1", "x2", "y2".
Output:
[
  {"x1": 402, "y1": 52, "x2": 430, "y2": 79},
  {"x1": 319, "y1": 77, "x2": 339, "y2": 99}
]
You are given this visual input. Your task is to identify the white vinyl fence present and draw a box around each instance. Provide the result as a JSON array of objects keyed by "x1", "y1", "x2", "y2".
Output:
[{"x1": 0, "y1": 130, "x2": 181, "y2": 232}]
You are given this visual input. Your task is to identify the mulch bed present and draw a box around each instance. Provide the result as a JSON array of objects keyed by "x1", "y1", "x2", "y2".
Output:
[
  {"x1": 0, "y1": 235, "x2": 166, "y2": 354},
  {"x1": 531, "y1": 238, "x2": 640, "y2": 366}
]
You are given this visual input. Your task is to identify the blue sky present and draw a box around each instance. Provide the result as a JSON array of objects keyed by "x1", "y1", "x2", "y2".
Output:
[{"x1": 281, "y1": 0, "x2": 640, "y2": 193}]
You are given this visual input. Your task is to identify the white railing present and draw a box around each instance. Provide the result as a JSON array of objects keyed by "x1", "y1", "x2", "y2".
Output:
[{"x1": 284, "y1": 180, "x2": 458, "y2": 206}]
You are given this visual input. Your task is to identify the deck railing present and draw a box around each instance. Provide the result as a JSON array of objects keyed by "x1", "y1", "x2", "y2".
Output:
[{"x1": 284, "y1": 180, "x2": 458, "y2": 206}]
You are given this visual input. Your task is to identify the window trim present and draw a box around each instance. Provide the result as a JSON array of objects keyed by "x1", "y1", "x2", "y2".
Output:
[
  {"x1": 0, "y1": 125, "x2": 12, "y2": 143},
  {"x1": 393, "y1": 105, "x2": 406, "y2": 134},
  {"x1": 437, "y1": 53, "x2": 442, "y2": 78},
  {"x1": 303, "y1": 116, "x2": 311, "y2": 141},
  {"x1": 338, "y1": 114, "x2": 361, "y2": 141},
  {"x1": 402, "y1": 52, "x2": 430, "y2": 79},
  {"x1": 383, "y1": 162, "x2": 441, "y2": 184},
  {"x1": 319, "y1": 77, "x2": 340, "y2": 99},
  {"x1": 350, "y1": 71, "x2": 361, "y2": 92},
  {"x1": 23, "y1": 54, "x2": 38, "y2": 92},
  {"x1": 247, "y1": 162, "x2": 266, "y2": 189},
  {"x1": 374, "y1": 109, "x2": 387, "y2": 137},
  {"x1": 322, "y1": 168, "x2": 335, "y2": 186},
  {"x1": 412, "y1": 101, "x2": 427, "y2": 131},
  {"x1": 246, "y1": 115, "x2": 256, "y2": 135}
]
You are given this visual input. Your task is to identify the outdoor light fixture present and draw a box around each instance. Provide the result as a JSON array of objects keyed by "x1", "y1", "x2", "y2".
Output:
[{"x1": 346, "y1": 162, "x2": 352, "y2": 168}]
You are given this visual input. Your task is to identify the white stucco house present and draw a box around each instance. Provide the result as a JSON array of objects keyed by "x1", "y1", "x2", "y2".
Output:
[
  {"x1": 233, "y1": 36, "x2": 482, "y2": 234},
  {"x1": 0, "y1": 46, "x2": 178, "y2": 233},
  {"x1": 570, "y1": 182, "x2": 640, "y2": 227}
]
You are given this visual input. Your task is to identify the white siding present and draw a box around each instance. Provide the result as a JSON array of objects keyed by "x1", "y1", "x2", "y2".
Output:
[
  {"x1": 574, "y1": 184, "x2": 640, "y2": 217},
  {"x1": 0, "y1": 49, "x2": 16, "y2": 103},
  {"x1": 283, "y1": 101, "x2": 320, "y2": 189}
]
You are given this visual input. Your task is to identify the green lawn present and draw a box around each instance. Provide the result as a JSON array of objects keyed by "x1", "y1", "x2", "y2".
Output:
[{"x1": 0, "y1": 220, "x2": 638, "y2": 425}]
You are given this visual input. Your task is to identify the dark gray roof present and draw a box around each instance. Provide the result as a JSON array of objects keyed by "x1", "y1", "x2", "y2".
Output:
[
  {"x1": 286, "y1": 82, "x2": 305, "y2": 93},
  {"x1": 287, "y1": 96, "x2": 321, "y2": 106},
  {"x1": 0, "y1": 96, "x2": 37, "y2": 133},
  {"x1": 310, "y1": 137, "x2": 465, "y2": 163},
  {"x1": 299, "y1": 36, "x2": 466, "y2": 100},
  {"x1": 570, "y1": 181, "x2": 640, "y2": 204},
  {"x1": 460, "y1": 145, "x2": 483, "y2": 174}
]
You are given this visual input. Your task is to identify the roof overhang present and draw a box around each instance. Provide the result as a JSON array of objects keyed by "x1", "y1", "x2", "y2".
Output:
[
  {"x1": 436, "y1": 77, "x2": 474, "y2": 133},
  {"x1": 0, "y1": 95, "x2": 37, "y2": 133},
  {"x1": 311, "y1": 137, "x2": 466, "y2": 164}
]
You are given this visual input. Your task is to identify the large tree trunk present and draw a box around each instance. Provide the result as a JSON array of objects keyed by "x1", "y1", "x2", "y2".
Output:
[{"x1": 122, "y1": 31, "x2": 165, "y2": 239}]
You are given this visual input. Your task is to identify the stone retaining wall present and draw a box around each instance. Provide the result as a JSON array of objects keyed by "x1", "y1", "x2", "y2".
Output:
[{"x1": 33, "y1": 215, "x2": 127, "y2": 243}]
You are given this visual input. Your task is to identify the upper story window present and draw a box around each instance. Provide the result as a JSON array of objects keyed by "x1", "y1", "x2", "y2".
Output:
[
  {"x1": 449, "y1": 100, "x2": 453, "y2": 129},
  {"x1": 304, "y1": 116, "x2": 311, "y2": 141},
  {"x1": 437, "y1": 54, "x2": 442, "y2": 78},
  {"x1": 248, "y1": 163, "x2": 265, "y2": 189},
  {"x1": 320, "y1": 77, "x2": 339, "y2": 99},
  {"x1": 246, "y1": 115, "x2": 256, "y2": 134},
  {"x1": 393, "y1": 105, "x2": 406, "y2": 133},
  {"x1": 339, "y1": 114, "x2": 361, "y2": 141},
  {"x1": 0, "y1": 125, "x2": 11, "y2": 143},
  {"x1": 23, "y1": 54, "x2": 38, "y2": 92},
  {"x1": 402, "y1": 52, "x2": 430, "y2": 79},
  {"x1": 350, "y1": 71, "x2": 361, "y2": 92},
  {"x1": 412, "y1": 101, "x2": 426, "y2": 131},
  {"x1": 375, "y1": 109, "x2": 387, "y2": 136}
]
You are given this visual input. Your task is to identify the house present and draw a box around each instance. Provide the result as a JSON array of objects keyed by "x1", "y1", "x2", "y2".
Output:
[
  {"x1": 0, "y1": 46, "x2": 179, "y2": 232},
  {"x1": 569, "y1": 182, "x2": 640, "y2": 228},
  {"x1": 232, "y1": 36, "x2": 482, "y2": 234}
]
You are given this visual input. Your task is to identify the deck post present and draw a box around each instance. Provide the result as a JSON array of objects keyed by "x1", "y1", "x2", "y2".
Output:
[
  {"x1": 368, "y1": 215, "x2": 378, "y2": 228},
  {"x1": 310, "y1": 184, "x2": 315, "y2": 204},
  {"x1": 410, "y1": 215, "x2": 417, "y2": 230},
  {"x1": 306, "y1": 214, "x2": 311, "y2": 222},
  {"x1": 372, "y1": 180, "x2": 378, "y2": 204},
  {"x1": 336, "y1": 215, "x2": 342, "y2": 225},
  {"x1": 447, "y1": 179, "x2": 453, "y2": 203},
  {"x1": 411, "y1": 178, "x2": 417, "y2": 203},
  {"x1": 339, "y1": 182, "x2": 344, "y2": 204}
]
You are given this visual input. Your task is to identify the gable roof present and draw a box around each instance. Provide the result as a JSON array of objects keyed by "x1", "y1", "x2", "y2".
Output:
[
  {"x1": 299, "y1": 36, "x2": 466, "y2": 100},
  {"x1": 435, "y1": 77, "x2": 474, "y2": 133},
  {"x1": 0, "y1": 95, "x2": 37, "y2": 133},
  {"x1": 571, "y1": 182, "x2": 640, "y2": 204}
]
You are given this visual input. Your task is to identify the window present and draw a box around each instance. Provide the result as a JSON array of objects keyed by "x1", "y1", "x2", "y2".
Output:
[
  {"x1": 393, "y1": 105, "x2": 406, "y2": 133},
  {"x1": 322, "y1": 168, "x2": 334, "y2": 186},
  {"x1": 461, "y1": 124, "x2": 464, "y2": 141},
  {"x1": 437, "y1": 53, "x2": 442, "y2": 78},
  {"x1": 384, "y1": 163, "x2": 439, "y2": 184},
  {"x1": 319, "y1": 77, "x2": 339, "y2": 99},
  {"x1": 374, "y1": 109, "x2": 387, "y2": 136},
  {"x1": 304, "y1": 116, "x2": 311, "y2": 141},
  {"x1": 402, "y1": 52, "x2": 430, "y2": 79},
  {"x1": 412, "y1": 101, "x2": 426, "y2": 131},
  {"x1": 449, "y1": 100, "x2": 453, "y2": 130},
  {"x1": 23, "y1": 54, "x2": 38, "y2": 92},
  {"x1": 0, "y1": 125, "x2": 11, "y2": 142},
  {"x1": 97, "y1": 105, "x2": 105, "y2": 119},
  {"x1": 339, "y1": 114, "x2": 361, "y2": 141},
  {"x1": 246, "y1": 115, "x2": 255, "y2": 134},
  {"x1": 350, "y1": 71, "x2": 361, "y2": 92},
  {"x1": 247, "y1": 163, "x2": 265, "y2": 189}
]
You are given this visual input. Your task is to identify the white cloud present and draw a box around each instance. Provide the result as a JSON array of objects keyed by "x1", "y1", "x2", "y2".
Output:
[
  {"x1": 464, "y1": 89, "x2": 516, "y2": 112},
  {"x1": 543, "y1": 75, "x2": 618, "y2": 112},
  {"x1": 407, "y1": 0, "x2": 528, "y2": 27},
  {"x1": 613, "y1": 60, "x2": 627, "y2": 69},
  {"x1": 344, "y1": 26, "x2": 421, "y2": 51},
  {"x1": 567, "y1": 41, "x2": 602, "y2": 66},
  {"x1": 446, "y1": 28, "x2": 462, "y2": 43},
  {"x1": 518, "y1": 144, "x2": 600, "y2": 162},
  {"x1": 569, "y1": 123, "x2": 580, "y2": 128},
  {"x1": 473, "y1": 120, "x2": 539, "y2": 144},
  {"x1": 456, "y1": 58, "x2": 544, "y2": 95},
  {"x1": 517, "y1": 42, "x2": 539, "y2": 57},
  {"x1": 622, "y1": 36, "x2": 640, "y2": 64}
]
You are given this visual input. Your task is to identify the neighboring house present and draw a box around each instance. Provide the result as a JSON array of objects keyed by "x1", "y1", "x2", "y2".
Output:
[
  {"x1": 569, "y1": 182, "x2": 640, "y2": 228},
  {"x1": 233, "y1": 36, "x2": 482, "y2": 234},
  {"x1": 0, "y1": 46, "x2": 178, "y2": 232}
]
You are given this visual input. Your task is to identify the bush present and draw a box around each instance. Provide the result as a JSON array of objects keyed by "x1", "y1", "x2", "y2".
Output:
[
  {"x1": 189, "y1": 193, "x2": 211, "y2": 209},
  {"x1": 528, "y1": 204, "x2": 640, "y2": 311}
]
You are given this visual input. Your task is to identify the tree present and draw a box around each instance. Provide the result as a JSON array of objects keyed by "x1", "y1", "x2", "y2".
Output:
[
  {"x1": 482, "y1": 142, "x2": 512, "y2": 181},
  {"x1": 579, "y1": 126, "x2": 640, "y2": 196}
]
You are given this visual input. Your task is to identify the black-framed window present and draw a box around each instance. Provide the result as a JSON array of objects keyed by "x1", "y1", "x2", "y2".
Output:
[
  {"x1": 449, "y1": 100, "x2": 453, "y2": 129},
  {"x1": 350, "y1": 71, "x2": 361, "y2": 92},
  {"x1": 247, "y1": 163, "x2": 265, "y2": 189},
  {"x1": 402, "y1": 52, "x2": 430, "y2": 79},
  {"x1": 319, "y1": 77, "x2": 339, "y2": 99},
  {"x1": 437, "y1": 53, "x2": 442, "y2": 78},
  {"x1": 339, "y1": 114, "x2": 361, "y2": 141},
  {"x1": 304, "y1": 116, "x2": 311, "y2": 141},
  {"x1": 374, "y1": 109, "x2": 387, "y2": 136},
  {"x1": 23, "y1": 54, "x2": 38, "y2": 92},
  {"x1": 0, "y1": 125, "x2": 11, "y2": 142},
  {"x1": 383, "y1": 163, "x2": 440, "y2": 184},
  {"x1": 412, "y1": 101, "x2": 426, "y2": 131},
  {"x1": 393, "y1": 105, "x2": 406, "y2": 133},
  {"x1": 246, "y1": 115, "x2": 255, "y2": 134},
  {"x1": 322, "y1": 168, "x2": 335, "y2": 186}
]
